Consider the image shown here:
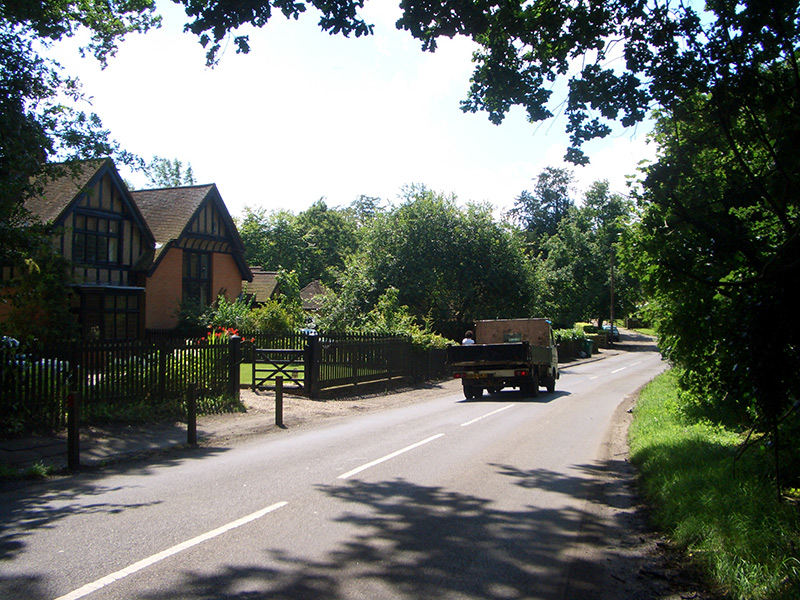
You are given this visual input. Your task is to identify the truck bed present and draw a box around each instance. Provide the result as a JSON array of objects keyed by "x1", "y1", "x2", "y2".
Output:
[{"x1": 446, "y1": 342, "x2": 530, "y2": 367}]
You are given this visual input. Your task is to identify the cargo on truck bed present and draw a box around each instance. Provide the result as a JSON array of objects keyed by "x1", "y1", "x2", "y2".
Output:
[{"x1": 447, "y1": 319, "x2": 559, "y2": 399}]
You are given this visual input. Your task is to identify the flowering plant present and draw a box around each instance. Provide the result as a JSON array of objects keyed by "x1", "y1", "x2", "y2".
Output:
[
  {"x1": 205, "y1": 327, "x2": 254, "y2": 344},
  {"x1": 206, "y1": 326, "x2": 238, "y2": 344}
]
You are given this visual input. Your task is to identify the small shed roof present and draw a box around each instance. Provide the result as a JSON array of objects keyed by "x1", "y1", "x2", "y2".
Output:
[
  {"x1": 300, "y1": 279, "x2": 328, "y2": 311},
  {"x1": 247, "y1": 268, "x2": 279, "y2": 303}
]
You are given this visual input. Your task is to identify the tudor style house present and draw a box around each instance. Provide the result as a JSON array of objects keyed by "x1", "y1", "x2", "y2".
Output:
[
  {"x1": 131, "y1": 185, "x2": 251, "y2": 330},
  {"x1": 12, "y1": 159, "x2": 156, "y2": 340},
  {"x1": 2, "y1": 158, "x2": 252, "y2": 339}
]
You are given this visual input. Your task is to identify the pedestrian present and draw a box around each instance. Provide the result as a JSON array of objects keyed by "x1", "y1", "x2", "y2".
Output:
[{"x1": 462, "y1": 330, "x2": 475, "y2": 345}]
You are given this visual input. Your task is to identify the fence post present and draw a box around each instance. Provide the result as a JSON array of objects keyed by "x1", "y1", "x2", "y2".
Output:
[
  {"x1": 304, "y1": 335, "x2": 321, "y2": 399},
  {"x1": 229, "y1": 335, "x2": 241, "y2": 401},
  {"x1": 67, "y1": 390, "x2": 80, "y2": 471},
  {"x1": 251, "y1": 342, "x2": 257, "y2": 393},
  {"x1": 187, "y1": 382, "x2": 197, "y2": 447},
  {"x1": 275, "y1": 376, "x2": 284, "y2": 427},
  {"x1": 158, "y1": 342, "x2": 167, "y2": 400}
]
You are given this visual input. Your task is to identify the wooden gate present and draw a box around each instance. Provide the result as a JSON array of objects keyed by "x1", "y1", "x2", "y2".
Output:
[{"x1": 251, "y1": 348, "x2": 306, "y2": 391}]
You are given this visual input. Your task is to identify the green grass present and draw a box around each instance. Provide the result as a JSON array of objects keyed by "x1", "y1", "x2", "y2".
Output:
[
  {"x1": 239, "y1": 362, "x2": 305, "y2": 387},
  {"x1": 0, "y1": 460, "x2": 55, "y2": 480},
  {"x1": 629, "y1": 370, "x2": 800, "y2": 599}
]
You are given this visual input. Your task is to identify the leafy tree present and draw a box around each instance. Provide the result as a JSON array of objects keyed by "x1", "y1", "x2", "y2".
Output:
[
  {"x1": 293, "y1": 199, "x2": 358, "y2": 284},
  {"x1": 537, "y1": 180, "x2": 634, "y2": 327},
  {"x1": 623, "y1": 85, "x2": 800, "y2": 489},
  {"x1": 237, "y1": 202, "x2": 357, "y2": 286},
  {"x1": 314, "y1": 253, "x2": 376, "y2": 332},
  {"x1": 144, "y1": 156, "x2": 196, "y2": 188},
  {"x1": 237, "y1": 207, "x2": 305, "y2": 277},
  {"x1": 0, "y1": 242, "x2": 78, "y2": 343},
  {"x1": 1, "y1": 0, "x2": 158, "y2": 266},
  {"x1": 347, "y1": 194, "x2": 387, "y2": 228},
  {"x1": 330, "y1": 185, "x2": 539, "y2": 336},
  {"x1": 508, "y1": 166, "x2": 576, "y2": 251}
]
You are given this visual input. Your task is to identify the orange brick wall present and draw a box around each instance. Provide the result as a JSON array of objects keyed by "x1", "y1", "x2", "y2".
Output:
[
  {"x1": 145, "y1": 247, "x2": 183, "y2": 330},
  {"x1": 145, "y1": 250, "x2": 244, "y2": 330},
  {"x1": 212, "y1": 253, "x2": 244, "y2": 300}
]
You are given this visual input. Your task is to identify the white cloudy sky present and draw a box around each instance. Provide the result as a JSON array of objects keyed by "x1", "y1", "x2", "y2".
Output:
[{"x1": 51, "y1": 0, "x2": 655, "y2": 219}]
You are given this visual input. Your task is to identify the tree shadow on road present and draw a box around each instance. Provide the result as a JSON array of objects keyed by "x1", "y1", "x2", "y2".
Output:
[
  {"x1": 0, "y1": 445, "x2": 227, "y2": 600},
  {"x1": 130, "y1": 458, "x2": 668, "y2": 600}
]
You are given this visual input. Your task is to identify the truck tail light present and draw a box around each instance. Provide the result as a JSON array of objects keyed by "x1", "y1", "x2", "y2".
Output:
[
  {"x1": 453, "y1": 372, "x2": 466, "y2": 379},
  {"x1": 515, "y1": 369, "x2": 529, "y2": 377}
]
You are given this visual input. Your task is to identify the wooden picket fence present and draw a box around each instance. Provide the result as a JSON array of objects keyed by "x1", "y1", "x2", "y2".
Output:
[
  {"x1": 1, "y1": 332, "x2": 448, "y2": 435},
  {"x1": 0, "y1": 337, "x2": 236, "y2": 435}
]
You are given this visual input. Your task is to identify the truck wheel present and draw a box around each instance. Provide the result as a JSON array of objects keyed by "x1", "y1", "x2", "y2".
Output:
[
  {"x1": 545, "y1": 377, "x2": 555, "y2": 393},
  {"x1": 464, "y1": 385, "x2": 481, "y2": 400}
]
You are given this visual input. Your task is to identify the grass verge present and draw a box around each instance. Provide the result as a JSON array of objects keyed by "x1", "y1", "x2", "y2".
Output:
[
  {"x1": 0, "y1": 460, "x2": 55, "y2": 480},
  {"x1": 628, "y1": 370, "x2": 800, "y2": 599}
]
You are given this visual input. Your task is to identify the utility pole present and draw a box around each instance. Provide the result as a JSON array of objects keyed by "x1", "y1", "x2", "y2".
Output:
[{"x1": 609, "y1": 250, "x2": 615, "y2": 345}]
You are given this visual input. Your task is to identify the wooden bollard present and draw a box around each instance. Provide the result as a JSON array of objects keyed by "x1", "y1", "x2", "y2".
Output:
[
  {"x1": 187, "y1": 382, "x2": 198, "y2": 447},
  {"x1": 67, "y1": 390, "x2": 80, "y2": 470},
  {"x1": 275, "y1": 376, "x2": 284, "y2": 427}
]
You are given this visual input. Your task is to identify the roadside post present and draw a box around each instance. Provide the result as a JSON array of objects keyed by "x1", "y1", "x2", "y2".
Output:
[
  {"x1": 275, "y1": 376, "x2": 284, "y2": 428},
  {"x1": 187, "y1": 382, "x2": 198, "y2": 447},
  {"x1": 229, "y1": 335, "x2": 241, "y2": 401},
  {"x1": 67, "y1": 390, "x2": 80, "y2": 470}
]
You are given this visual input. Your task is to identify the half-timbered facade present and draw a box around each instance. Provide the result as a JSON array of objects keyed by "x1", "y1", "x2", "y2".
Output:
[
  {"x1": 15, "y1": 159, "x2": 155, "y2": 339},
  {"x1": 132, "y1": 185, "x2": 252, "y2": 330}
]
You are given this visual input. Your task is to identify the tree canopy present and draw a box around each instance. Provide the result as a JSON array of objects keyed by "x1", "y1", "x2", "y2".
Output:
[
  {"x1": 237, "y1": 200, "x2": 357, "y2": 287},
  {"x1": 143, "y1": 156, "x2": 196, "y2": 188},
  {"x1": 0, "y1": 0, "x2": 159, "y2": 265},
  {"x1": 318, "y1": 186, "x2": 539, "y2": 337}
]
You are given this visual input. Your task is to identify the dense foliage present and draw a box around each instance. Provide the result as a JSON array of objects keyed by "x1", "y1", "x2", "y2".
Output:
[
  {"x1": 624, "y1": 84, "x2": 800, "y2": 486},
  {"x1": 310, "y1": 185, "x2": 540, "y2": 339},
  {"x1": 237, "y1": 200, "x2": 358, "y2": 287}
]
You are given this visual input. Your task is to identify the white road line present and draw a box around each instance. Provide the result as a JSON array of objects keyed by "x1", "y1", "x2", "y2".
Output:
[
  {"x1": 611, "y1": 367, "x2": 627, "y2": 373},
  {"x1": 337, "y1": 434, "x2": 445, "y2": 480},
  {"x1": 460, "y1": 404, "x2": 516, "y2": 427},
  {"x1": 54, "y1": 501, "x2": 288, "y2": 600}
]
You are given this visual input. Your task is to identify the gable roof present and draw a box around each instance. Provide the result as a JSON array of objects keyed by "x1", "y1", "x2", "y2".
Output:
[
  {"x1": 246, "y1": 268, "x2": 279, "y2": 303},
  {"x1": 25, "y1": 159, "x2": 106, "y2": 223},
  {"x1": 24, "y1": 158, "x2": 155, "y2": 246},
  {"x1": 131, "y1": 184, "x2": 251, "y2": 280},
  {"x1": 300, "y1": 279, "x2": 328, "y2": 311},
  {"x1": 132, "y1": 185, "x2": 214, "y2": 251}
]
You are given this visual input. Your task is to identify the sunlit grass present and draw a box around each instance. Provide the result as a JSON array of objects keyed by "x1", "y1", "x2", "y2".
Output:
[{"x1": 629, "y1": 370, "x2": 800, "y2": 599}]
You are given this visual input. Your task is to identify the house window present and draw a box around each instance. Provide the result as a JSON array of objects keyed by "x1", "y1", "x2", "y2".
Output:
[
  {"x1": 183, "y1": 251, "x2": 211, "y2": 308},
  {"x1": 103, "y1": 293, "x2": 140, "y2": 340},
  {"x1": 73, "y1": 213, "x2": 121, "y2": 265}
]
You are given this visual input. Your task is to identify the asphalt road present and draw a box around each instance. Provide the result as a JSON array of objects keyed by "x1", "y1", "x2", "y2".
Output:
[{"x1": 1, "y1": 346, "x2": 666, "y2": 600}]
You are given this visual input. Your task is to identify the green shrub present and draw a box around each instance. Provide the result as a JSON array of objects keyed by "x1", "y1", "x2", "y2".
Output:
[
  {"x1": 554, "y1": 327, "x2": 586, "y2": 343},
  {"x1": 203, "y1": 294, "x2": 254, "y2": 331}
]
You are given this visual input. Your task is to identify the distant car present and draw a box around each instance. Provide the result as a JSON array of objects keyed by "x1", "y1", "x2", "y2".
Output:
[{"x1": 602, "y1": 323, "x2": 620, "y2": 341}]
